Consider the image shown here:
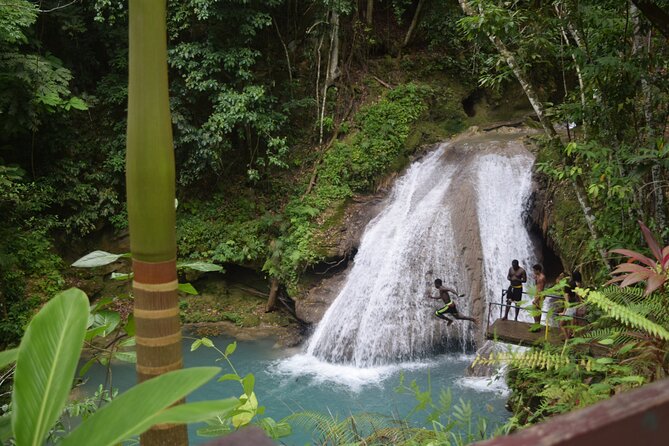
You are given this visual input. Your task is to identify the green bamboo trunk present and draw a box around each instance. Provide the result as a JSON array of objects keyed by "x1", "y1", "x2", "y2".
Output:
[{"x1": 126, "y1": 1, "x2": 187, "y2": 444}]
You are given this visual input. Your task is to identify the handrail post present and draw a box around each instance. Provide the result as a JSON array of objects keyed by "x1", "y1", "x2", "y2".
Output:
[{"x1": 500, "y1": 288, "x2": 505, "y2": 319}]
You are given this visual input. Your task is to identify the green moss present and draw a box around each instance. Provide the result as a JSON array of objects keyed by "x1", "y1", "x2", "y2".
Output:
[
  {"x1": 179, "y1": 279, "x2": 293, "y2": 328},
  {"x1": 534, "y1": 140, "x2": 594, "y2": 276},
  {"x1": 548, "y1": 185, "x2": 590, "y2": 272}
]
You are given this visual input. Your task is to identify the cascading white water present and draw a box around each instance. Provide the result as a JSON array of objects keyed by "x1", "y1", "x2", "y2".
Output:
[
  {"x1": 476, "y1": 154, "x2": 537, "y2": 321},
  {"x1": 306, "y1": 137, "x2": 538, "y2": 367},
  {"x1": 307, "y1": 145, "x2": 467, "y2": 366}
]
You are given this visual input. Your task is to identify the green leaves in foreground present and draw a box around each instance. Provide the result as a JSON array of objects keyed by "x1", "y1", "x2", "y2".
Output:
[
  {"x1": 12, "y1": 288, "x2": 89, "y2": 446},
  {"x1": 5, "y1": 287, "x2": 235, "y2": 446},
  {"x1": 585, "y1": 289, "x2": 669, "y2": 341},
  {"x1": 71, "y1": 250, "x2": 131, "y2": 268},
  {"x1": 0, "y1": 348, "x2": 18, "y2": 369},
  {"x1": 60, "y1": 368, "x2": 236, "y2": 446}
]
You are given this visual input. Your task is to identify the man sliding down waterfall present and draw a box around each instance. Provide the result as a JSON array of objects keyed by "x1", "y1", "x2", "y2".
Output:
[{"x1": 427, "y1": 279, "x2": 478, "y2": 326}]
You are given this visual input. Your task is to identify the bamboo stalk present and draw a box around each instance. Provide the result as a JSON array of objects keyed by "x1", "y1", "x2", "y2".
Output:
[{"x1": 127, "y1": 1, "x2": 187, "y2": 444}]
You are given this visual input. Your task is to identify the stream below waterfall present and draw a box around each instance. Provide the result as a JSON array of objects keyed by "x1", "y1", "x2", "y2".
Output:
[
  {"x1": 81, "y1": 131, "x2": 543, "y2": 444},
  {"x1": 80, "y1": 334, "x2": 510, "y2": 445}
]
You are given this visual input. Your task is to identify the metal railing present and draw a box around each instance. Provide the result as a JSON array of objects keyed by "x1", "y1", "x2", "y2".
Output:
[{"x1": 485, "y1": 289, "x2": 585, "y2": 335}]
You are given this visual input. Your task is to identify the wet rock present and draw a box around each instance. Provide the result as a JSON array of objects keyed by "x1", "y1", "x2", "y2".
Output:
[
  {"x1": 466, "y1": 339, "x2": 507, "y2": 377},
  {"x1": 296, "y1": 268, "x2": 351, "y2": 325}
]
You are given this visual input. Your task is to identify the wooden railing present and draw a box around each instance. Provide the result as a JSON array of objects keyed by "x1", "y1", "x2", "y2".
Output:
[{"x1": 471, "y1": 377, "x2": 669, "y2": 446}]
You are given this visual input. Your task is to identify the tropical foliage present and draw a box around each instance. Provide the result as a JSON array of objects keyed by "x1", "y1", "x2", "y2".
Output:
[
  {"x1": 1, "y1": 0, "x2": 669, "y2": 444},
  {"x1": 458, "y1": 0, "x2": 669, "y2": 278},
  {"x1": 608, "y1": 221, "x2": 669, "y2": 295},
  {"x1": 0, "y1": 288, "x2": 237, "y2": 446}
]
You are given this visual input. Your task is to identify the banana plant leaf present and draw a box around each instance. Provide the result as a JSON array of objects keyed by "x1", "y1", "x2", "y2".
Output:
[
  {"x1": 12, "y1": 288, "x2": 89, "y2": 446},
  {"x1": 60, "y1": 367, "x2": 231, "y2": 446}
]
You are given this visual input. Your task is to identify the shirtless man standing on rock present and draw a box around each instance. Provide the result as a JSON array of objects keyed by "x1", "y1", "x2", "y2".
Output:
[
  {"x1": 427, "y1": 279, "x2": 478, "y2": 326},
  {"x1": 503, "y1": 259, "x2": 527, "y2": 321}
]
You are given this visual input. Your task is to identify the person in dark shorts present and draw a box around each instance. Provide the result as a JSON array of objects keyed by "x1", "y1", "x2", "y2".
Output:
[
  {"x1": 427, "y1": 279, "x2": 477, "y2": 326},
  {"x1": 502, "y1": 259, "x2": 527, "y2": 321}
]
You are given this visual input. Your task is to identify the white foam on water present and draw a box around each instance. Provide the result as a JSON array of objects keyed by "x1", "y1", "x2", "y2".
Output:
[
  {"x1": 274, "y1": 352, "x2": 475, "y2": 392},
  {"x1": 306, "y1": 144, "x2": 477, "y2": 367},
  {"x1": 456, "y1": 375, "x2": 510, "y2": 397}
]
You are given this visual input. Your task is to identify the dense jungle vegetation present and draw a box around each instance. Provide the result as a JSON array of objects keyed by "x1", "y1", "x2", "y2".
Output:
[{"x1": 1, "y1": 0, "x2": 669, "y2": 445}]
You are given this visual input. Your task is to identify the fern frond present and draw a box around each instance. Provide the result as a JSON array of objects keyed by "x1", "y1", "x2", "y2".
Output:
[
  {"x1": 598, "y1": 287, "x2": 669, "y2": 325},
  {"x1": 579, "y1": 328, "x2": 620, "y2": 340},
  {"x1": 635, "y1": 297, "x2": 669, "y2": 325},
  {"x1": 539, "y1": 385, "x2": 575, "y2": 401},
  {"x1": 363, "y1": 426, "x2": 429, "y2": 445},
  {"x1": 473, "y1": 350, "x2": 570, "y2": 371},
  {"x1": 283, "y1": 410, "x2": 403, "y2": 445},
  {"x1": 585, "y1": 290, "x2": 669, "y2": 341},
  {"x1": 283, "y1": 410, "x2": 351, "y2": 442},
  {"x1": 599, "y1": 286, "x2": 645, "y2": 305}
]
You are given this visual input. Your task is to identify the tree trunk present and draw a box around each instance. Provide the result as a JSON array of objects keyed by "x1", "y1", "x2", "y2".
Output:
[
  {"x1": 366, "y1": 0, "x2": 374, "y2": 26},
  {"x1": 265, "y1": 278, "x2": 280, "y2": 312},
  {"x1": 127, "y1": 1, "x2": 187, "y2": 445},
  {"x1": 632, "y1": 4, "x2": 667, "y2": 229},
  {"x1": 631, "y1": 0, "x2": 669, "y2": 39},
  {"x1": 273, "y1": 17, "x2": 292, "y2": 84},
  {"x1": 458, "y1": 0, "x2": 610, "y2": 270},
  {"x1": 319, "y1": 9, "x2": 340, "y2": 145},
  {"x1": 327, "y1": 10, "x2": 341, "y2": 85},
  {"x1": 555, "y1": 5, "x2": 587, "y2": 137},
  {"x1": 402, "y1": 0, "x2": 425, "y2": 48}
]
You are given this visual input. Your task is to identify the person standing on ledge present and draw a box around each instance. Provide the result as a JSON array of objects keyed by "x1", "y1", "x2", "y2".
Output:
[
  {"x1": 427, "y1": 279, "x2": 478, "y2": 326},
  {"x1": 503, "y1": 259, "x2": 527, "y2": 321}
]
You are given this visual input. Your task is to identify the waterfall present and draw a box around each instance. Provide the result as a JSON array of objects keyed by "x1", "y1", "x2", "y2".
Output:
[
  {"x1": 306, "y1": 136, "x2": 537, "y2": 367},
  {"x1": 476, "y1": 154, "x2": 537, "y2": 322}
]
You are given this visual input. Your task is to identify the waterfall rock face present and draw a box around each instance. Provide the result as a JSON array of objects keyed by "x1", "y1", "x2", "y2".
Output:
[{"x1": 306, "y1": 132, "x2": 538, "y2": 367}]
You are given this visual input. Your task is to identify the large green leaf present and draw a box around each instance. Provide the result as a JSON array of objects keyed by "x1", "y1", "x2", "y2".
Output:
[
  {"x1": 60, "y1": 367, "x2": 222, "y2": 446},
  {"x1": 12, "y1": 288, "x2": 89, "y2": 446},
  {"x1": 0, "y1": 414, "x2": 11, "y2": 443},
  {"x1": 71, "y1": 251, "x2": 130, "y2": 268},
  {"x1": 177, "y1": 261, "x2": 224, "y2": 272},
  {"x1": 178, "y1": 282, "x2": 198, "y2": 295},
  {"x1": 150, "y1": 399, "x2": 239, "y2": 425},
  {"x1": 0, "y1": 348, "x2": 18, "y2": 368},
  {"x1": 88, "y1": 310, "x2": 121, "y2": 338},
  {"x1": 110, "y1": 272, "x2": 133, "y2": 281},
  {"x1": 113, "y1": 351, "x2": 136, "y2": 363},
  {"x1": 232, "y1": 392, "x2": 258, "y2": 428}
]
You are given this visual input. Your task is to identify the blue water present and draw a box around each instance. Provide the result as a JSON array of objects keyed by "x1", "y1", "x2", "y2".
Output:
[{"x1": 81, "y1": 334, "x2": 509, "y2": 445}]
